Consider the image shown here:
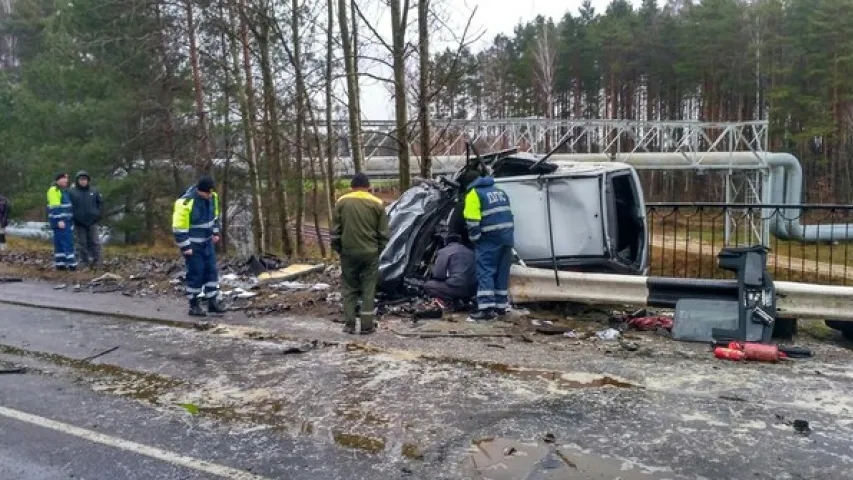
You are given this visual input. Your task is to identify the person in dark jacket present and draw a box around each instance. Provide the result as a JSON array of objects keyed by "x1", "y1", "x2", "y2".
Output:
[
  {"x1": 172, "y1": 176, "x2": 225, "y2": 317},
  {"x1": 331, "y1": 173, "x2": 389, "y2": 335},
  {"x1": 424, "y1": 234, "x2": 476, "y2": 304},
  {"x1": 68, "y1": 170, "x2": 103, "y2": 268},
  {"x1": 0, "y1": 194, "x2": 9, "y2": 251},
  {"x1": 47, "y1": 173, "x2": 76, "y2": 270}
]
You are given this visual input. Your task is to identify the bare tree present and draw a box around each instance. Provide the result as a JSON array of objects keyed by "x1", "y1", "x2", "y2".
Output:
[
  {"x1": 338, "y1": 0, "x2": 365, "y2": 172},
  {"x1": 292, "y1": 0, "x2": 306, "y2": 256},
  {"x1": 325, "y1": 0, "x2": 336, "y2": 231},
  {"x1": 533, "y1": 21, "x2": 557, "y2": 121},
  {"x1": 417, "y1": 0, "x2": 430, "y2": 178},
  {"x1": 186, "y1": 0, "x2": 214, "y2": 174},
  {"x1": 390, "y1": 0, "x2": 412, "y2": 189},
  {"x1": 256, "y1": 0, "x2": 293, "y2": 255},
  {"x1": 233, "y1": 0, "x2": 266, "y2": 254}
]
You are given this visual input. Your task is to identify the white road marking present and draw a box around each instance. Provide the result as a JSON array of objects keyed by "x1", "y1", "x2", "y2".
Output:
[{"x1": 0, "y1": 405, "x2": 270, "y2": 480}]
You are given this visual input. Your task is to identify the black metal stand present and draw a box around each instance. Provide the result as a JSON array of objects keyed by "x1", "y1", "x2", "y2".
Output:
[{"x1": 712, "y1": 246, "x2": 777, "y2": 343}]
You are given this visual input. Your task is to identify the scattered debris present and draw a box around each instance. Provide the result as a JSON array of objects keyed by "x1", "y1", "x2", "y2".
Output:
[
  {"x1": 193, "y1": 322, "x2": 216, "y2": 331},
  {"x1": 0, "y1": 277, "x2": 22, "y2": 283},
  {"x1": 486, "y1": 343, "x2": 507, "y2": 349},
  {"x1": 619, "y1": 340, "x2": 640, "y2": 352},
  {"x1": 793, "y1": 419, "x2": 811, "y2": 436},
  {"x1": 53, "y1": 284, "x2": 67, "y2": 290},
  {"x1": 179, "y1": 403, "x2": 201, "y2": 415},
  {"x1": 627, "y1": 316, "x2": 674, "y2": 331},
  {"x1": 562, "y1": 330, "x2": 579, "y2": 338},
  {"x1": 0, "y1": 367, "x2": 26, "y2": 374},
  {"x1": 543, "y1": 433, "x2": 556, "y2": 444},
  {"x1": 257, "y1": 263, "x2": 326, "y2": 284},
  {"x1": 92, "y1": 272, "x2": 123, "y2": 283},
  {"x1": 282, "y1": 340, "x2": 320, "y2": 355},
  {"x1": 595, "y1": 328, "x2": 621, "y2": 341},
  {"x1": 80, "y1": 346, "x2": 120, "y2": 362}
]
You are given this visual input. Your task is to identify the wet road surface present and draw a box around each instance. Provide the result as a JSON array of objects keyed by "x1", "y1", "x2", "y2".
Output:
[{"x1": 2, "y1": 289, "x2": 853, "y2": 479}]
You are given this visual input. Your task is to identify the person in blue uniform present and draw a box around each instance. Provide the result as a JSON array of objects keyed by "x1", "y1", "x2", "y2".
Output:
[
  {"x1": 46, "y1": 173, "x2": 76, "y2": 271},
  {"x1": 172, "y1": 176, "x2": 225, "y2": 317},
  {"x1": 463, "y1": 169, "x2": 515, "y2": 321}
]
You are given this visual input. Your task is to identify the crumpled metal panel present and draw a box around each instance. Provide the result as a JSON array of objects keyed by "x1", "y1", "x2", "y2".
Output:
[{"x1": 378, "y1": 183, "x2": 450, "y2": 293}]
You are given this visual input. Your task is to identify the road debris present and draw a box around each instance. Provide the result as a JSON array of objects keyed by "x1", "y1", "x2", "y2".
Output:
[
  {"x1": 257, "y1": 263, "x2": 325, "y2": 284},
  {"x1": 596, "y1": 328, "x2": 621, "y2": 341},
  {"x1": 80, "y1": 346, "x2": 120, "y2": 362},
  {"x1": 793, "y1": 419, "x2": 811, "y2": 436}
]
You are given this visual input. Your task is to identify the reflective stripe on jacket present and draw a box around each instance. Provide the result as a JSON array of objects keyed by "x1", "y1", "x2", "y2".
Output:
[
  {"x1": 171, "y1": 187, "x2": 220, "y2": 250},
  {"x1": 462, "y1": 176, "x2": 514, "y2": 245},
  {"x1": 46, "y1": 186, "x2": 72, "y2": 229}
]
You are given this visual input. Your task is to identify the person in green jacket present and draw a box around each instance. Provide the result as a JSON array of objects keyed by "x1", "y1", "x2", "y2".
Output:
[{"x1": 331, "y1": 173, "x2": 389, "y2": 335}]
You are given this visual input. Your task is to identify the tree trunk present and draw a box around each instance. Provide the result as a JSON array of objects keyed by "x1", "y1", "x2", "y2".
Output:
[
  {"x1": 235, "y1": 0, "x2": 265, "y2": 254},
  {"x1": 292, "y1": 0, "x2": 305, "y2": 256},
  {"x1": 185, "y1": 0, "x2": 213, "y2": 175},
  {"x1": 418, "y1": 0, "x2": 431, "y2": 179},
  {"x1": 325, "y1": 0, "x2": 336, "y2": 234},
  {"x1": 391, "y1": 0, "x2": 410, "y2": 189},
  {"x1": 258, "y1": 14, "x2": 293, "y2": 256},
  {"x1": 338, "y1": 0, "x2": 364, "y2": 172}
]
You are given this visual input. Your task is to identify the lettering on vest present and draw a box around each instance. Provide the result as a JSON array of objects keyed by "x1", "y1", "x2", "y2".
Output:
[{"x1": 486, "y1": 190, "x2": 507, "y2": 204}]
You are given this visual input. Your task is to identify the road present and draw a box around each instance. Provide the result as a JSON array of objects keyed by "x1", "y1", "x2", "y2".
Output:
[{"x1": 2, "y1": 282, "x2": 853, "y2": 479}]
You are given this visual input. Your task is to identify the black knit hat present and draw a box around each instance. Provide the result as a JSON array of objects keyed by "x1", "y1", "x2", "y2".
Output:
[
  {"x1": 351, "y1": 173, "x2": 370, "y2": 189},
  {"x1": 55, "y1": 172, "x2": 68, "y2": 181},
  {"x1": 197, "y1": 176, "x2": 215, "y2": 193}
]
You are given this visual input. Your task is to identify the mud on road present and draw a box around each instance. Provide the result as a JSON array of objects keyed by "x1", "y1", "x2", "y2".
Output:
[{"x1": 2, "y1": 279, "x2": 853, "y2": 478}]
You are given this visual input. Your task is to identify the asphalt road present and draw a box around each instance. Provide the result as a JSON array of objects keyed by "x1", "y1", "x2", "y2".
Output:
[{"x1": 2, "y1": 299, "x2": 853, "y2": 479}]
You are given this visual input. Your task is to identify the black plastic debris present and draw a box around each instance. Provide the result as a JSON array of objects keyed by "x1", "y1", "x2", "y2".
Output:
[{"x1": 793, "y1": 419, "x2": 811, "y2": 436}]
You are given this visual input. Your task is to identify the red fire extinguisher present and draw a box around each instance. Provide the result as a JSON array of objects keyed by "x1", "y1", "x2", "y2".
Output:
[{"x1": 713, "y1": 342, "x2": 786, "y2": 363}]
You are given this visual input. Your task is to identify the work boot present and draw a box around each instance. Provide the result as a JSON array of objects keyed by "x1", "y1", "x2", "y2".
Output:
[
  {"x1": 188, "y1": 299, "x2": 207, "y2": 317},
  {"x1": 466, "y1": 309, "x2": 496, "y2": 323},
  {"x1": 207, "y1": 296, "x2": 227, "y2": 315}
]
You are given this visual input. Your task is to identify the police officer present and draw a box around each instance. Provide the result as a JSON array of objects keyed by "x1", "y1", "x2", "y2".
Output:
[
  {"x1": 463, "y1": 168, "x2": 514, "y2": 321},
  {"x1": 172, "y1": 176, "x2": 225, "y2": 317},
  {"x1": 47, "y1": 173, "x2": 77, "y2": 271}
]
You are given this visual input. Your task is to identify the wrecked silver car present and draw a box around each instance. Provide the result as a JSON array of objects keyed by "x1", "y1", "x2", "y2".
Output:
[{"x1": 377, "y1": 147, "x2": 649, "y2": 297}]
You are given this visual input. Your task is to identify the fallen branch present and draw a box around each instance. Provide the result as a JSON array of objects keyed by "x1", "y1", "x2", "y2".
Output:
[{"x1": 80, "y1": 346, "x2": 120, "y2": 362}]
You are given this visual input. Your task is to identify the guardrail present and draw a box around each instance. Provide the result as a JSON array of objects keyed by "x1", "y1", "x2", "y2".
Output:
[
  {"x1": 647, "y1": 203, "x2": 853, "y2": 285},
  {"x1": 509, "y1": 265, "x2": 853, "y2": 321}
]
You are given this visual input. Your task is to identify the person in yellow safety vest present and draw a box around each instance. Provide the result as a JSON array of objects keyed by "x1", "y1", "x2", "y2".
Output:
[
  {"x1": 46, "y1": 173, "x2": 77, "y2": 271},
  {"x1": 172, "y1": 176, "x2": 225, "y2": 317}
]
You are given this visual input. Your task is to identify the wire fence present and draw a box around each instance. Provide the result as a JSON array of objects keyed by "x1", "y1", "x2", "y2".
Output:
[{"x1": 646, "y1": 203, "x2": 853, "y2": 285}]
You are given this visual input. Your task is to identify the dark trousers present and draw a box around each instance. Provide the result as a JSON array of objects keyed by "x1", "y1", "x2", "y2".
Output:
[
  {"x1": 52, "y1": 226, "x2": 76, "y2": 269},
  {"x1": 341, "y1": 253, "x2": 379, "y2": 330},
  {"x1": 184, "y1": 244, "x2": 219, "y2": 301},
  {"x1": 75, "y1": 224, "x2": 101, "y2": 266},
  {"x1": 474, "y1": 241, "x2": 512, "y2": 310},
  {"x1": 424, "y1": 280, "x2": 475, "y2": 301}
]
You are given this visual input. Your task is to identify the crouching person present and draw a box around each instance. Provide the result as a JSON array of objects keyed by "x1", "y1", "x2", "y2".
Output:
[
  {"x1": 331, "y1": 173, "x2": 389, "y2": 335},
  {"x1": 424, "y1": 233, "x2": 476, "y2": 309},
  {"x1": 172, "y1": 176, "x2": 226, "y2": 317}
]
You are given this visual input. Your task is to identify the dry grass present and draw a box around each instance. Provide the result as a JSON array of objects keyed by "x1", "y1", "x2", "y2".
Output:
[{"x1": 649, "y1": 242, "x2": 853, "y2": 285}]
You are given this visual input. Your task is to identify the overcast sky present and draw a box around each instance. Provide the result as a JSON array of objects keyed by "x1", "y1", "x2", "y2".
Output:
[{"x1": 358, "y1": 0, "x2": 634, "y2": 120}]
